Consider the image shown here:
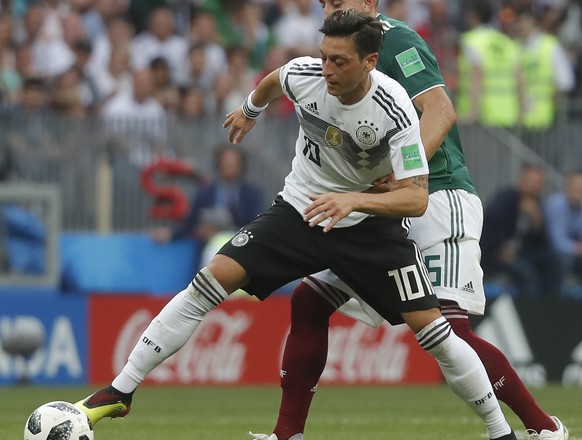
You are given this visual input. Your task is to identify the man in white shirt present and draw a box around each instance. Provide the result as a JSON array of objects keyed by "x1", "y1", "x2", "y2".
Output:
[{"x1": 101, "y1": 69, "x2": 167, "y2": 166}]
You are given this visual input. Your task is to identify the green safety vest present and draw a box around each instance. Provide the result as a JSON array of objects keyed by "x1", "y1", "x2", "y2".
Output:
[
  {"x1": 521, "y1": 34, "x2": 558, "y2": 130},
  {"x1": 457, "y1": 27, "x2": 520, "y2": 127}
]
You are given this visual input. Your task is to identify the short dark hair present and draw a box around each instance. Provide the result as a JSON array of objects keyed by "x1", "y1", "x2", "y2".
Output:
[{"x1": 319, "y1": 9, "x2": 384, "y2": 59}]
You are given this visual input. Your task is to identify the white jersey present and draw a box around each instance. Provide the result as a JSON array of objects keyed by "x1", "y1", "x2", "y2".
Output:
[{"x1": 278, "y1": 56, "x2": 428, "y2": 228}]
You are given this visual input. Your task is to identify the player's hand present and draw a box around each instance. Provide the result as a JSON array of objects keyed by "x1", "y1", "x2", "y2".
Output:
[
  {"x1": 304, "y1": 193, "x2": 358, "y2": 232},
  {"x1": 223, "y1": 108, "x2": 257, "y2": 144}
]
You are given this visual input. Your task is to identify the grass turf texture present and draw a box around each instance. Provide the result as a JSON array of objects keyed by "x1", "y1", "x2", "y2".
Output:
[{"x1": 3, "y1": 384, "x2": 581, "y2": 440}]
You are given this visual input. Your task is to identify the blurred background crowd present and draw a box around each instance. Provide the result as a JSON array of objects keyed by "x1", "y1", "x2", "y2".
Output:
[
  {"x1": 0, "y1": 0, "x2": 578, "y2": 124},
  {"x1": 1, "y1": 0, "x2": 582, "y2": 298}
]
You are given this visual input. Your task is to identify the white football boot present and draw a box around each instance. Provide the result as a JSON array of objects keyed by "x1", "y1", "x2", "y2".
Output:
[
  {"x1": 248, "y1": 432, "x2": 303, "y2": 440},
  {"x1": 524, "y1": 416, "x2": 569, "y2": 440}
]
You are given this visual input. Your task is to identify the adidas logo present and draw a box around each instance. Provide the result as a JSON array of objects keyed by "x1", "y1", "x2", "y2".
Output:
[
  {"x1": 305, "y1": 101, "x2": 319, "y2": 115},
  {"x1": 462, "y1": 281, "x2": 475, "y2": 293}
]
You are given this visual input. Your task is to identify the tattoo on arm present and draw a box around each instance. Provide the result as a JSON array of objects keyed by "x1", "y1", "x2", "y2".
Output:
[{"x1": 411, "y1": 175, "x2": 428, "y2": 190}]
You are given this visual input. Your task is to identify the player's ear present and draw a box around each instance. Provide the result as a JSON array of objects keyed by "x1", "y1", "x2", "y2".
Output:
[
  {"x1": 365, "y1": 52, "x2": 378, "y2": 71},
  {"x1": 362, "y1": 0, "x2": 377, "y2": 13}
]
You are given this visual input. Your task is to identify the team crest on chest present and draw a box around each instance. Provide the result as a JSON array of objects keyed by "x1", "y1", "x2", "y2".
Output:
[
  {"x1": 356, "y1": 120, "x2": 378, "y2": 146},
  {"x1": 325, "y1": 126, "x2": 343, "y2": 147}
]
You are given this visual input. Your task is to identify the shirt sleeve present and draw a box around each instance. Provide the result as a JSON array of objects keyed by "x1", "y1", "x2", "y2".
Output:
[
  {"x1": 389, "y1": 123, "x2": 429, "y2": 180},
  {"x1": 278, "y1": 56, "x2": 318, "y2": 102},
  {"x1": 377, "y1": 24, "x2": 445, "y2": 100}
]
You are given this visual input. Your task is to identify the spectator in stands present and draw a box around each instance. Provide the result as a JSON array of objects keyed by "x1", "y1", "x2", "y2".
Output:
[
  {"x1": 100, "y1": 68, "x2": 167, "y2": 167},
  {"x1": 151, "y1": 144, "x2": 264, "y2": 268},
  {"x1": 51, "y1": 67, "x2": 88, "y2": 118},
  {"x1": 481, "y1": 164, "x2": 562, "y2": 297},
  {"x1": 87, "y1": 15, "x2": 133, "y2": 81},
  {"x1": 514, "y1": 6, "x2": 575, "y2": 131},
  {"x1": 149, "y1": 56, "x2": 180, "y2": 113},
  {"x1": 232, "y1": 2, "x2": 271, "y2": 70},
  {"x1": 24, "y1": 4, "x2": 79, "y2": 78},
  {"x1": 178, "y1": 86, "x2": 207, "y2": 119},
  {"x1": 92, "y1": 44, "x2": 132, "y2": 103},
  {"x1": 185, "y1": 42, "x2": 216, "y2": 93},
  {"x1": 130, "y1": 6, "x2": 189, "y2": 85},
  {"x1": 211, "y1": 45, "x2": 255, "y2": 116},
  {"x1": 197, "y1": 0, "x2": 242, "y2": 49},
  {"x1": 545, "y1": 170, "x2": 582, "y2": 297},
  {"x1": 456, "y1": 0, "x2": 522, "y2": 127},
  {"x1": 4, "y1": 43, "x2": 38, "y2": 104},
  {"x1": 188, "y1": 11, "x2": 228, "y2": 87},
  {"x1": 69, "y1": 38, "x2": 99, "y2": 111},
  {"x1": 273, "y1": 0, "x2": 321, "y2": 58}
]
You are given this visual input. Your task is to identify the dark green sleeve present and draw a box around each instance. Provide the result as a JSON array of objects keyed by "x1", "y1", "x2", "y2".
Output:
[{"x1": 376, "y1": 18, "x2": 445, "y2": 100}]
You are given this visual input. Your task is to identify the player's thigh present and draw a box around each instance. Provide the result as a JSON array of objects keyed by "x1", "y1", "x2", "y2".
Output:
[
  {"x1": 408, "y1": 189, "x2": 483, "y2": 250},
  {"x1": 328, "y1": 217, "x2": 439, "y2": 324},
  {"x1": 218, "y1": 197, "x2": 328, "y2": 299},
  {"x1": 309, "y1": 270, "x2": 384, "y2": 327},
  {"x1": 410, "y1": 190, "x2": 485, "y2": 314}
]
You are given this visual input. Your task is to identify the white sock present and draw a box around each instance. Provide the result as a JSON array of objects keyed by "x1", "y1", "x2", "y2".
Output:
[
  {"x1": 112, "y1": 268, "x2": 228, "y2": 393},
  {"x1": 416, "y1": 317, "x2": 511, "y2": 439}
]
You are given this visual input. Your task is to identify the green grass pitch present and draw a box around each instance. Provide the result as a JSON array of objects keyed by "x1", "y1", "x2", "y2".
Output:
[{"x1": 3, "y1": 384, "x2": 581, "y2": 439}]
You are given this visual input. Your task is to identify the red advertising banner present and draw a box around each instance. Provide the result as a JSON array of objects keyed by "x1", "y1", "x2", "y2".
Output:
[{"x1": 88, "y1": 294, "x2": 442, "y2": 386}]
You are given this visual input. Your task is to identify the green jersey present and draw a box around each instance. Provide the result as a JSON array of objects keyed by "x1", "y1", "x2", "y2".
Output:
[{"x1": 376, "y1": 14, "x2": 476, "y2": 195}]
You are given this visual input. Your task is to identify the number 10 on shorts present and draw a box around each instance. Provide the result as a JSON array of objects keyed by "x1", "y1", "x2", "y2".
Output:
[{"x1": 388, "y1": 265, "x2": 426, "y2": 301}]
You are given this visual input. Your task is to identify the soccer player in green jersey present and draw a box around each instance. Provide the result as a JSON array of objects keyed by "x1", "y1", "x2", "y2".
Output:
[{"x1": 251, "y1": 1, "x2": 568, "y2": 440}]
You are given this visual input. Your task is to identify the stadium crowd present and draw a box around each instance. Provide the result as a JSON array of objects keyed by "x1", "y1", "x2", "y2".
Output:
[{"x1": 0, "y1": 0, "x2": 579, "y2": 120}]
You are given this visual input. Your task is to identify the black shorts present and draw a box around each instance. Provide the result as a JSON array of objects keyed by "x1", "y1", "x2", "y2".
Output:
[{"x1": 218, "y1": 196, "x2": 439, "y2": 324}]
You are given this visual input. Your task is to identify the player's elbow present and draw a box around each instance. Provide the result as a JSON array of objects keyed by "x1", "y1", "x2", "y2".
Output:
[
  {"x1": 407, "y1": 191, "x2": 429, "y2": 217},
  {"x1": 442, "y1": 98, "x2": 457, "y2": 129},
  {"x1": 411, "y1": 197, "x2": 429, "y2": 217}
]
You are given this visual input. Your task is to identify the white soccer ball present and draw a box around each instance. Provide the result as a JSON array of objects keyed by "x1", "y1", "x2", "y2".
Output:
[{"x1": 24, "y1": 401, "x2": 94, "y2": 440}]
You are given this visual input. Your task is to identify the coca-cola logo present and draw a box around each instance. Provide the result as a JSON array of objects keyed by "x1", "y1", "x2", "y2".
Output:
[
  {"x1": 323, "y1": 322, "x2": 411, "y2": 383},
  {"x1": 113, "y1": 309, "x2": 251, "y2": 384}
]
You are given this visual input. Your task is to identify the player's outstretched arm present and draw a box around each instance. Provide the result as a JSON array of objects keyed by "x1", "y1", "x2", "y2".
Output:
[{"x1": 223, "y1": 68, "x2": 284, "y2": 144}]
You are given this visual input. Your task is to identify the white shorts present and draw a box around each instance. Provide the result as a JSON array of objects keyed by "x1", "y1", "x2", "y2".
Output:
[{"x1": 311, "y1": 189, "x2": 485, "y2": 328}]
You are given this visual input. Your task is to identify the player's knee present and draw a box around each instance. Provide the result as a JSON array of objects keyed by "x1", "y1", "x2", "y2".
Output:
[{"x1": 403, "y1": 308, "x2": 442, "y2": 334}]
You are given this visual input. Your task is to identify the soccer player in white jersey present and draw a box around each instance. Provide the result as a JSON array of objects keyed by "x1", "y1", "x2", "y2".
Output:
[{"x1": 75, "y1": 10, "x2": 515, "y2": 440}]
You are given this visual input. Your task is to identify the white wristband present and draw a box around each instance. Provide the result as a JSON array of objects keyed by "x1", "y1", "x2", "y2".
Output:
[{"x1": 241, "y1": 90, "x2": 269, "y2": 119}]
